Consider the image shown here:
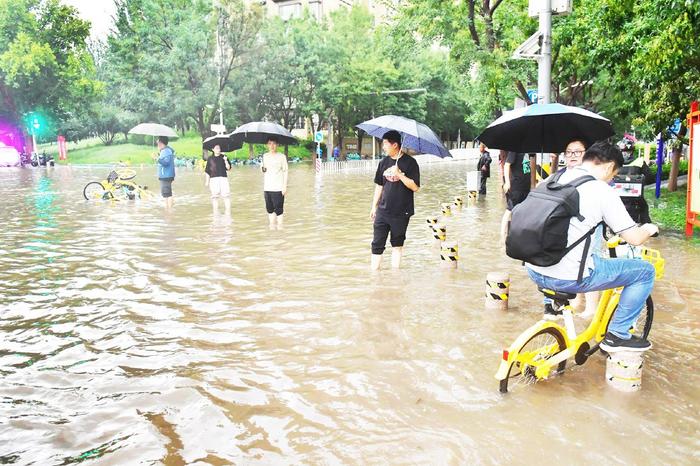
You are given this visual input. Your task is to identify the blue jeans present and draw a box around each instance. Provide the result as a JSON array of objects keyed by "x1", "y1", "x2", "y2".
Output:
[{"x1": 527, "y1": 255, "x2": 655, "y2": 339}]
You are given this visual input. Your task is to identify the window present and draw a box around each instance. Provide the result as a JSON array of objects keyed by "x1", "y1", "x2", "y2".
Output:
[
  {"x1": 278, "y1": 2, "x2": 301, "y2": 20},
  {"x1": 308, "y1": 1, "x2": 322, "y2": 20}
]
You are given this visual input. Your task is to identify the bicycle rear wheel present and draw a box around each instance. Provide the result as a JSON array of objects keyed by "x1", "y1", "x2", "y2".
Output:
[
  {"x1": 83, "y1": 182, "x2": 107, "y2": 200},
  {"x1": 500, "y1": 327, "x2": 567, "y2": 393}
]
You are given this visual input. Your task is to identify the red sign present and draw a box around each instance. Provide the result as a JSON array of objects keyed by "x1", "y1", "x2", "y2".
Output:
[
  {"x1": 57, "y1": 135, "x2": 67, "y2": 160},
  {"x1": 687, "y1": 101, "x2": 700, "y2": 236}
]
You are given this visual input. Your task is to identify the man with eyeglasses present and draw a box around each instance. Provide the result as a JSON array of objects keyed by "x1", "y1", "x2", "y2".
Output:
[{"x1": 526, "y1": 142, "x2": 659, "y2": 352}]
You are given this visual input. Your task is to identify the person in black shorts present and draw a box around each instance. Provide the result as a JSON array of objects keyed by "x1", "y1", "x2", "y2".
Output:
[
  {"x1": 501, "y1": 151, "x2": 531, "y2": 241},
  {"x1": 369, "y1": 130, "x2": 420, "y2": 270}
]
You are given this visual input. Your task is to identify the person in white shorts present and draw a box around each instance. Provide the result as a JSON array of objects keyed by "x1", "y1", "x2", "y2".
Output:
[{"x1": 205, "y1": 144, "x2": 232, "y2": 215}]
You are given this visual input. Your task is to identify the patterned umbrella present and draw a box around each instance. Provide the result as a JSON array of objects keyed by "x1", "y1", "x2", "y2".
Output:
[{"x1": 356, "y1": 115, "x2": 451, "y2": 158}]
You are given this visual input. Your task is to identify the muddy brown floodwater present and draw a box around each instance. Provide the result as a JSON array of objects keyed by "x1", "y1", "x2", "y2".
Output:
[{"x1": 1, "y1": 163, "x2": 698, "y2": 465}]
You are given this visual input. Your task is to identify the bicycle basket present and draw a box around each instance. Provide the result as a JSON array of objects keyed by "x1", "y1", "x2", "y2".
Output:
[{"x1": 641, "y1": 247, "x2": 665, "y2": 280}]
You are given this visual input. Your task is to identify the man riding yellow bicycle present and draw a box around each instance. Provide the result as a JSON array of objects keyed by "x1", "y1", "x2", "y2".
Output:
[{"x1": 498, "y1": 142, "x2": 661, "y2": 392}]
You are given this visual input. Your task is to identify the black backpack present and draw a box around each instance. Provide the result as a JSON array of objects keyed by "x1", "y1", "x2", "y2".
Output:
[{"x1": 505, "y1": 171, "x2": 600, "y2": 281}]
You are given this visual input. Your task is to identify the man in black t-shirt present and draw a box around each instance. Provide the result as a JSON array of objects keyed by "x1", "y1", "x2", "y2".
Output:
[
  {"x1": 501, "y1": 151, "x2": 531, "y2": 241},
  {"x1": 370, "y1": 130, "x2": 420, "y2": 270}
]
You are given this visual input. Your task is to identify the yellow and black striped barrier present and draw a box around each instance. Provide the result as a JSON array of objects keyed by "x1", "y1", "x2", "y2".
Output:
[
  {"x1": 485, "y1": 272, "x2": 510, "y2": 310},
  {"x1": 440, "y1": 241, "x2": 458, "y2": 269},
  {"x1": 441, "y1": 202, "x2": 452, "y2": 217},
  {"x1": 431, "y1": 223, "x2": 447, "y2": 245},
  {"x1": 467, "y1": 190, "x2": 478, "y2": 203},
  {"x1": 453, "y1": 196, "x2": 464, "y2": 211},
  {"x1": 426, "y1": 216, "x2": 438, "y2": 226}
]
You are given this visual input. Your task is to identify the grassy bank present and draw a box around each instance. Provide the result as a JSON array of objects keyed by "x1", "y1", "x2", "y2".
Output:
[
  {"x1": 645, "y1": 187, "x2": 700, "y2": 241},
  {"x1": 39, "y1": 133, "x2": 313, "y2": 165}
]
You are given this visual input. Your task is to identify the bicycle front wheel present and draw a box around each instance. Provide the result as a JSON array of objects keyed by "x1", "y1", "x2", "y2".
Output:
[
  {"x1": 83, "y1": 181, "x2": 107, "y2": 200},
  {"x1": 500, "y1": 327, "x2": 568, "y2": 394}
]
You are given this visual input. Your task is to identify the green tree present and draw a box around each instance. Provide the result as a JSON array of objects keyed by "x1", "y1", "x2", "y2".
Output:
[
  {"x1": 0, "y1": 0, "x2": 101, "y2": 136},
  {"x1": 106, "y1": 0, "x2": 263, "y2": 141},
  {"x1": 395, "y1": 0, "x2": 537, "y2": 130}
]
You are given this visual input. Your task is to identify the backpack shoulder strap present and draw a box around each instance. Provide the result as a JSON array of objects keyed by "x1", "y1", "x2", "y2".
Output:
[
  {"x1": 561, "y1": 220, "x2": 604, "y2": 282},
  {"x1": 567, "y1": 174, "x2": 596, "y2": 188}
]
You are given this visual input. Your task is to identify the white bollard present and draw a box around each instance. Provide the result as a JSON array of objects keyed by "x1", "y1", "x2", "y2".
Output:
[
  {"x1": 466, "y1": 170, "x2": 480, "y2": 193},
  {"x1": 440, "y1": 241, "x2": 459, "y2": 269},
  {"x1": 485, "y1": 272, "x2": 510, "y2": 310},
  {"x1": 606, "y1": 351, "x2": 646, "y2": 392}
]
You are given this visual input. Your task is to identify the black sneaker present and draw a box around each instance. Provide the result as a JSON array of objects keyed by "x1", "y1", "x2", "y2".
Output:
[
  {"x1": 599, "y1": 332, "x2": 652, "y2": 352},
  {"x1": 543, "y1": 303, "x2": 562, "y2": 320}
]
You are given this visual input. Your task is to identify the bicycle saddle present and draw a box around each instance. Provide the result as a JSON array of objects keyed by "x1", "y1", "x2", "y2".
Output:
[{"x1": 538, "y1": 287, "x2": 577, "y2": 302}]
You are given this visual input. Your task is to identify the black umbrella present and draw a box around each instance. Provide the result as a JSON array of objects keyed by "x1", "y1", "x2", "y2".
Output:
[
  {"x1": 203, "y1": 134, "x2": 241, "y2": 152},
  {"x1": 230, "y1": 121, "x2": 298, "y2": 146},
  {"x1": 477, "y1": 103, "x2": 614, "y2": 153}
]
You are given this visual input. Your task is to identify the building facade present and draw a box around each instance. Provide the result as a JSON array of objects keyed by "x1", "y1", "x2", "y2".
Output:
[{"x1": 259, "y1": 0, "x2": 391, "y2": 22}]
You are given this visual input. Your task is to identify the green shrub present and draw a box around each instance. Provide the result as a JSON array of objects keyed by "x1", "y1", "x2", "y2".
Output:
[{"x1": 647, "y1": 159, "x2": 688, "y2": 180}]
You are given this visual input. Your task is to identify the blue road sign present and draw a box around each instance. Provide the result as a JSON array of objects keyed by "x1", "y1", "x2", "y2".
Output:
[
  {"x1": 669, "y1": 118, "x2": 682, "y2": 135},
  {"x1": 526, "y1": 89, "x2": 538, "y2": 103}
]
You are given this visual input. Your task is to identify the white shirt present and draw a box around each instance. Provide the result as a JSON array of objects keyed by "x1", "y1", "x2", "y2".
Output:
[
  {"x1": 526, "y1": 167, "x2": 636, "y2": 280},
  {"x1": 262, "y1": 152, "x2": 288, "y2": 192}
]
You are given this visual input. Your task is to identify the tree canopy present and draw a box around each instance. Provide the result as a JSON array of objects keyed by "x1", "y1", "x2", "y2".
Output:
[{"x1": 2, "y1": 0, "x2": 698, "y2": 147}]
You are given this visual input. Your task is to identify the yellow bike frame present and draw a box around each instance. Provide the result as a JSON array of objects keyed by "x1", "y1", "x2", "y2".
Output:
[{"x1": 495, "y1": 236, "x2": 664, "y2": 385}]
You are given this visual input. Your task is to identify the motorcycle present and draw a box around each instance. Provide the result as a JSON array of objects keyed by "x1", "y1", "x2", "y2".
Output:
[{"x1": 31, "y1": 152, "x2": 55, "y2": 167}]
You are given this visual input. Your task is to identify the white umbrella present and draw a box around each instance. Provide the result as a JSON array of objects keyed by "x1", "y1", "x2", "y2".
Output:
[{"x1": 128, "y1": 123, "x2": 178, "y2": 138}]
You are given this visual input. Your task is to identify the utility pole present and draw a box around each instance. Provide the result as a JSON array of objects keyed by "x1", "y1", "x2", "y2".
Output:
[
  {"x1": 211, "y1": 0, "x2": 225, "y2": 135},
  {"x1": 513, "y1": 0, "x2": 572, "y2": 186},
  {"x1": 537, "y1": 0, "x2": 552, "y2": 104}
]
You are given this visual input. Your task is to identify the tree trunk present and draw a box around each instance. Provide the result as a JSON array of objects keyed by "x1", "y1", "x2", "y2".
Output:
[
  {"x1": 668, "y1": 148, "x2": 682, "y2": 192},
  {"x1": 481, "y1": 2, "x2": 496, "y2": 51},
  {"x1": 358, "y1": 130, "x2": 364, "y2": 158}
]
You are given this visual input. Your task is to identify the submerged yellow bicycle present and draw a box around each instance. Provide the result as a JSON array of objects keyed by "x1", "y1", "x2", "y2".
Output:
[
  {"x1": 83, "y1": 166, "x2": 151, "y2": 201},
  {"x1": 495, "y1": 236, "x2": 664, "y2": 393}
]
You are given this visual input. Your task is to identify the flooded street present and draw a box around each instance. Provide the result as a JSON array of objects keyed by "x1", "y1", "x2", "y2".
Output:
[{"x1": 1, "y1": 163, "x2": 698, "y2": 465}]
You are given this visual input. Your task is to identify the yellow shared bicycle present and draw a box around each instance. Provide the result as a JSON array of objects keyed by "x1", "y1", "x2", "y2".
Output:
[
  {"x1": 495, "y1": 236, "x2": 664, "y2": 393},
  {"x1": 83, "y1": 165, "x2": 151, "y2": 201}
]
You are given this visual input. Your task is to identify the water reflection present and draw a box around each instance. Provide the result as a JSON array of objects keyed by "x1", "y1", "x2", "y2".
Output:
[{"x1": 0, "y1": 164, "x2": 698, "y2": 464}]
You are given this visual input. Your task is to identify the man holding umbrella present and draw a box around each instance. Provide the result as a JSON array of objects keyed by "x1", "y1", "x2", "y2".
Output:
[
  {"x1": 154, "y1": 136, "x2": 175, "y2": 209},
  {"x1": 205, "y1": 144, "x2": 232, "y2": 215},
  {"x1": 370, "y1": 130, "x2": 420, "y2": 270}
]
